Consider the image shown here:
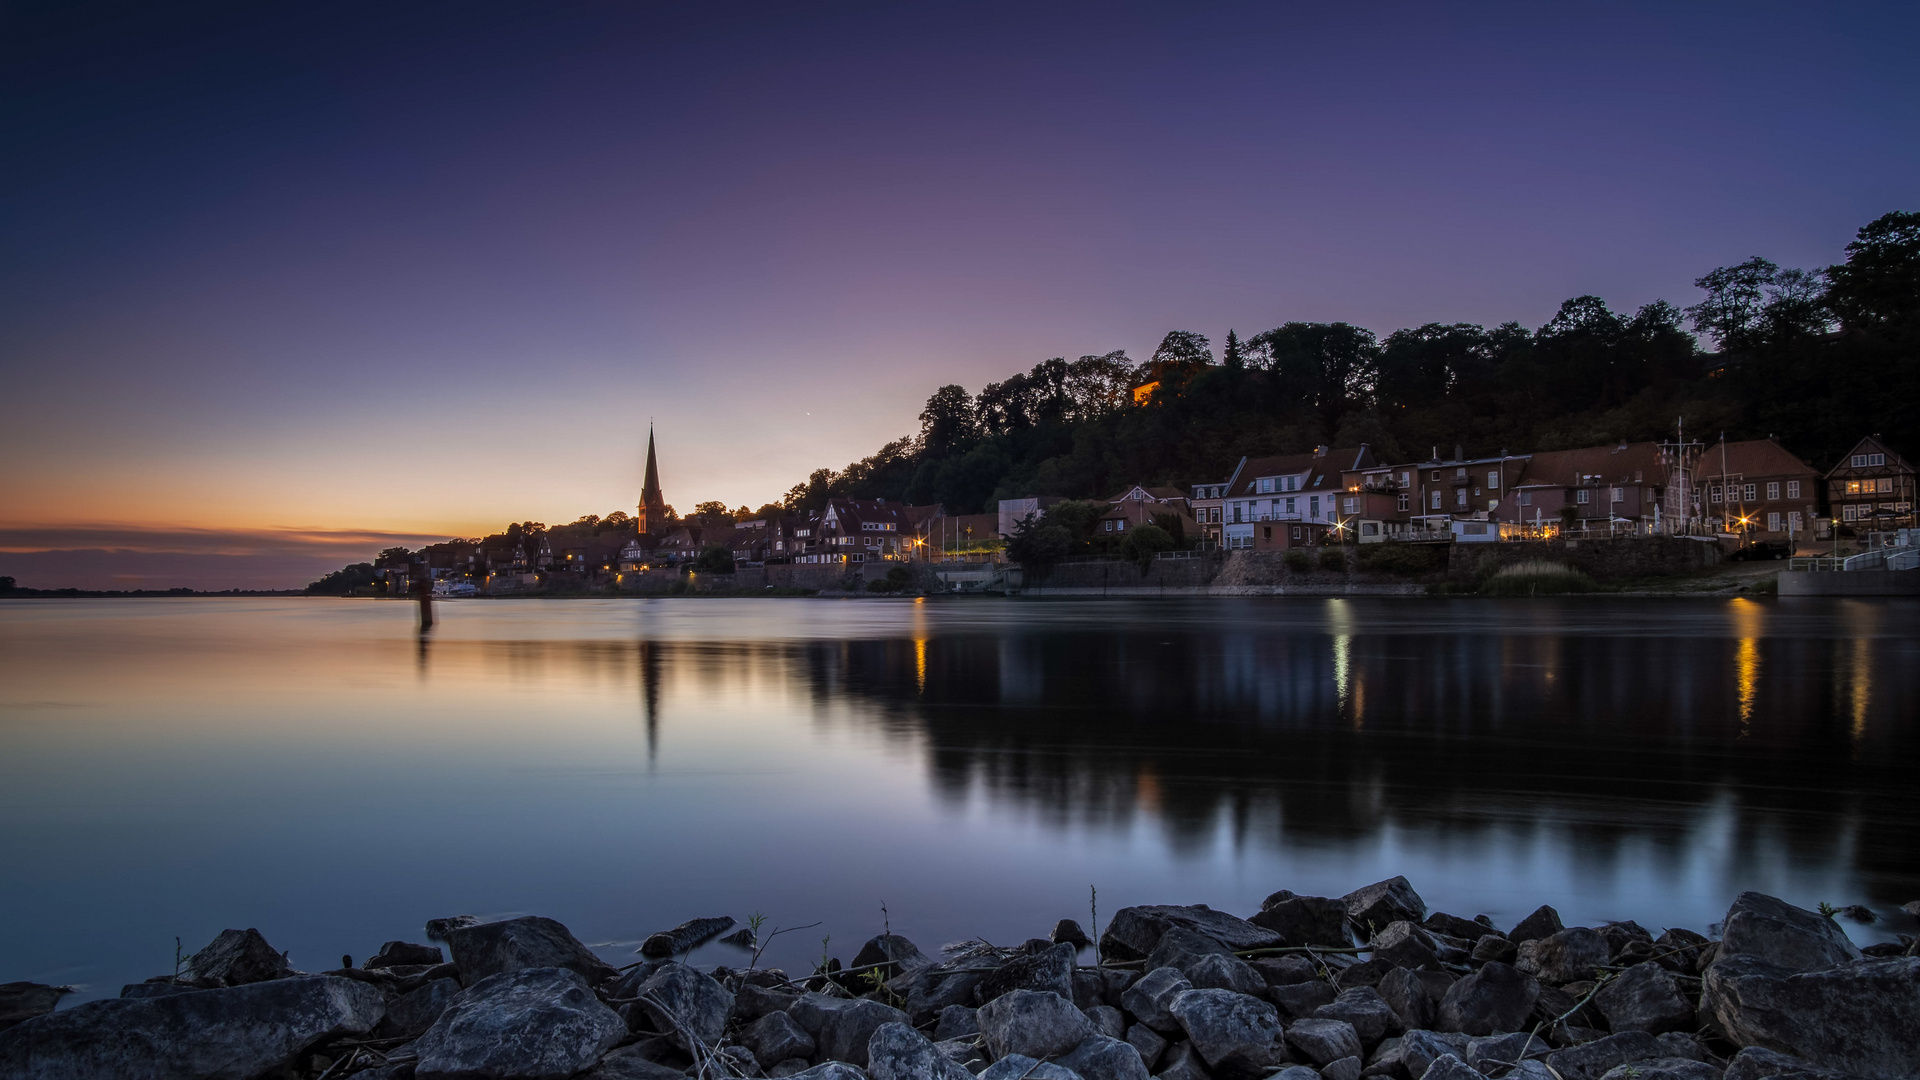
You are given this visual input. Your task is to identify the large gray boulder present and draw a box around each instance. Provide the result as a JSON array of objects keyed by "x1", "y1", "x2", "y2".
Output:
[
  {"x1": 1372, "y1": 922, "x2": 1441, "y2": 970},
  {"x1": 376, "y1": 977, "x2": 460, "y2": 1038},
  {"x1": 978, "y1": 989, "x2": 1095, "y2": 1060},
  {"x1": 1126, "y1": 1023, "x2": 1168, "y2": 1070},
  {"x1": 851, "y1": 935, "x2": 932, "y2": 986},
  {"x1": 1507, "y1": 907, "x2": 1565, "y2": 945},
  {"x1": 1515, "y1": 928, "x2": 1610, "y2": 985},
  {"x1": 1596, "y1": 1060, "x2": 1721, "y2": 1080},
  {"x1": 1287, "y1": 1016, "x2": 1364, "y2": 1067},
  {"x1": 1253, "y1": 895, "x2": 1354, "y2": 948},
  {"x1": 638, "y1": 915, "x2": 736, "y2": 959},
  {"x1": 0, "y1": 975, "x2": 383, "y2": 1080},
  {"x1": 1420, "y1": 1054, "x2": 1490, "y2": 1080},
  {"x1": 1716, "y1": 894, "x2": 1862, "y2": 974},
  {"x1": 1465, "y1": 1032, "x2": 1549, "y2": 1074},
  {"x1": 1168, "y1": 987, "x2": 1285, "y2": 1074},
  {"x1": 1543, "y1": 1032, "x2": 1666, "y2": 1080},
  {"x1": 365, "y1": 940, "x2": 445, "y2": 969},
  {"x1": 934, "y1": 1003, "x2": 979, "y2": 1040},
  {"x1": 1722, "y1": 1047, "x2": 1872, "y2": 1080},
  {"x1": 1382, "y1": 1030, "x2": 1473, "y2": 1080},
  {"x1": 1701, "y1": 955, "x2": 1920, "y2": 1080},
  {"x1": 1378, "y1": 967, "x2": 1437, "y2": 1031},
  {"x1": 1270, "y1": 978, "x2": 1338, "y2": 1019},
  {"x1": 1059, "y1": 1033, "x2": 1152, "y2": 1080},
  {"x1": 631, "y1": 962, "x2": 733, "y2": 1052},
  {"x1": 1344, "y1": 878, "x2": 1428, "y2": 938},
  {"x1": 413, "y1": 967, "x2": 623, "y2": 1080},
  {"x1": 906, "y1": 960, "x2": 987, "y2": 1024},
  {"x1": 980, "y1": 1054, "x2": 1083, "y2": 1080},
  {"x1": 0, "y1": 983, "x2": 67, "y2": 1032},
  {"x1": 1593, "y1": 962, "x2": 1695, "y2": 1034},
  {"x1": 441, "y1": 916, "x2": 618, "y2": 986},
  {"x1": 1437, "y1": 962, "x2": 1538, "y2": 1036},
  {"x1": 785, "y1": 1064, "x2": 874, "y2": 1080},
  {"x1": 865, "y1": 1021, "x2": 975, "y2": 1080},
  {"x1": 789, "y1": 993, "x2": 910, "y2": 1068},
  {"x1": 1149, "y1": 928, "x2": 1235, "y2": 975},
  {"x1": 1186, "y1": 952, "x2": 1266, "y2": 996},
  {"x1": 1317, "y1": 985, "x2": 1402, "y2": 1048},
  {"x1": 1120, "y1": 966, "x2": 1192, "y2": 1031},
  {"x1": 1157, "y1": 1040, "x2": 1213, "y2": 1080},
  {"x1": 1098, "y1": 904, "x2": 1281, "y2": 962},
  {"x1": 978, "y1": 942, "x2": 1077, "y2": 1004},
  {"x1": 579, "y1": 1044, "x2": 696, "y2": 1080},
  {"x1": 180, "y1": 928, "x2": 296, "y2": 986}
]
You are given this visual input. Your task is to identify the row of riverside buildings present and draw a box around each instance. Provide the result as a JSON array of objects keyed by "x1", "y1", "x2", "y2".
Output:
[{"x1": 379, "y1": 429, "x2": 1917, "y2": 593}]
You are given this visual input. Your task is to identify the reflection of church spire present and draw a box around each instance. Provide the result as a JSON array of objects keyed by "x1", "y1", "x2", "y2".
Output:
[
  {"x1": 639, "y1": 639, "x2": 660, "y2": 765},
  {"x1": 637, "y1": 426, "x2": 666, "y2": 536}
]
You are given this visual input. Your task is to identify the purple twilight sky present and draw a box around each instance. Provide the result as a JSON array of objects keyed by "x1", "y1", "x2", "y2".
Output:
[{"x1": 2, "y1": 1, "x2": 1916, "y2": 587}]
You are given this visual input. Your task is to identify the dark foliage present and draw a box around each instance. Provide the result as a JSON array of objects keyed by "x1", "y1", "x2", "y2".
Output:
[{"x1": 305, "y1": 562, "x2": 377, "y2": 595}]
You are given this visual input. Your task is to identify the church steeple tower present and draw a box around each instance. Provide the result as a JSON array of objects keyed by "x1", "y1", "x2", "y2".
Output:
[{"x1": 637, "y1": 426, "x2": 666, "y2": 536}]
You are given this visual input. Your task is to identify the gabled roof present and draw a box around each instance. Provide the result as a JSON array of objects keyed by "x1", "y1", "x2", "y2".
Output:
[
  {"x1": 1824, "y1": 434, "x2": 1914, "y2": 477},
  {"x1": 1229, "y1": 446, "x2": 1375, "y2": 496},
  {"x1": 1512, "y1": 442, "x2": 1669, "y2": 489},
  {"x1": 1696, "y1": 438, "x2": 1820, "y2": 481}
]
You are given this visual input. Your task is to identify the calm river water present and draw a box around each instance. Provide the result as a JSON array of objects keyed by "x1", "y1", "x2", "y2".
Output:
[{"x1": 2, "y1": 596, "x2": 1916, "y2": 1004}]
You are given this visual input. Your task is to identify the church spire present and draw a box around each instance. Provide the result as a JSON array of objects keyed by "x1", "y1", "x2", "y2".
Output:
[{"x1": 637, "y1": 426, "x2": 666, "y2": 535}]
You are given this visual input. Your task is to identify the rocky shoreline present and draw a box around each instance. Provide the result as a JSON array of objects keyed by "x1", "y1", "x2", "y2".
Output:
[{"x1": 2, "y1": 880, "x2": 1916, "y2": 1080}]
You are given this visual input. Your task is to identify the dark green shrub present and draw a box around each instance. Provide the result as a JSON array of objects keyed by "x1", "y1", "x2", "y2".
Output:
[
  {"x1": 1283, "y1": 550, "x2": 1311, "y2": 573},
  {"x1": 1356, "y1": 542, "x2": 1445, "y2": 576},
  {"x1": 1318, "y1": 547, "x2": 1349, "y2": 572}
]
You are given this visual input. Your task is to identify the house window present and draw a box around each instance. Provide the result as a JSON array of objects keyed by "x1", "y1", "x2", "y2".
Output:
[
  {"x1": 1766, "y1": 482, "x2": 1780, "y2": 500},
  {"x1": 1309, "y1": 495, "x2": 1320, "y2": 516},
  {"x1": 1787, "y1": 480, "x2": 1800, "y2": 499},
  {"x1": 1842, "y1": 505, "x2": 1858, "y2": 522},
  {"x1": 1879, "y1": 477, "x2": 1894, "y2": 493},
  {"x1": 1396, "y1": 493, "x2": 1409, "y2": 511},
  {"x1": 1789, "y1": 512, "x2": 1803, "y2": 531},
  {"x1": 1116, "y1": 519, "x2": 1126, "y2": 531},
  {"x1": 1456, "y1": 467, "x2": 1466, "y2": 478},
  {"x1": 1432, "y1": 470, "x2": 1442, "y2": 481},
  {"x1": 1711, "y1": 484, "x2": 1723, "y2": 503},
  {"x1": 1258, "y1": 477, "x2": 1275, "y2": 494},
  {"x1": 1263, "y1": 526, "x2": 1272, "y2": 541},
  {"x1": 1430, "y1": 491, "x2": 1442, "y2": 509},
  {"x1": 1767, "y1": 512, "x2": 1782, "y2": 531},
  {"x1": 1743, "y1": 484, "x2": 1757, "y2": 501},
  {"x1": 1456, "y1": 490, "x2": 1467, "y2": 508},
  {"x1": 1286, "y1": 497, "x2": 1296, "y2": 513},
  {"x1": 1576, "y1": 489, "x2": 1591, "y2": 504},
  {"x1": 1488, "y1": 471, "x2": 1500, "y2": 490},
  {"x1": 1612, "y1": 487, "x2": 1624, "y2": 503},
  {"x1": 1292, "y1": 526, "x2": 1303, "y2": 540},
  {"x1": 1103, "y1": 520, "x2": 1113, "y2": 532}
]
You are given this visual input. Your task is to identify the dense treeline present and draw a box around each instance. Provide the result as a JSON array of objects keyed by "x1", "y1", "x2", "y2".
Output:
[{"x1": 778, "y1": 212, "x2": 1920, "y2": 515}]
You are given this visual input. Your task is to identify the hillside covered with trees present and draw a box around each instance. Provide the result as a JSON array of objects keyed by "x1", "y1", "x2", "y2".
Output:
[{"x1": 776, "y1": 211, "x2": 1920, "y2": 515}]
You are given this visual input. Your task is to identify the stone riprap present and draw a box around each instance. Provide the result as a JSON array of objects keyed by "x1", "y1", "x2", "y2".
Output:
[{"x1": 0, "y1": 885, "x2": 1913, "y2": 1080}]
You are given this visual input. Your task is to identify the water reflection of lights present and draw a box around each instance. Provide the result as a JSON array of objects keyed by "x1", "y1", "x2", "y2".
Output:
[
  {"x1": 1328, "y1": 599, "x2": 1354, "y2": 722},
  {"x1": 915, "y1": 638, "x2": 928, "y2": 694},
  {"x1": 1730, "y1": 598, "x2": 1763, "y2": 735}
]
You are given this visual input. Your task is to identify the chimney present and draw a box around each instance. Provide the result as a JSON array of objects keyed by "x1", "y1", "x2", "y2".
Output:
[{"x1": 1454, "y1": 444, "x2": 1463, "y2": 462}]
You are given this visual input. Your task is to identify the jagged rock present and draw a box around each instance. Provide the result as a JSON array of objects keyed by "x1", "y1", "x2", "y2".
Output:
[
  {"x1": 1515, "y1": 929, "x2": 1609, "y2": 985},
  {"x1": 1186, "y1": 953, "x2": 1266, "y2": 996},
  {"x1": 1344, "y1": 879, "x2": 1428, "y2": 939},
  {"x1": 1060, "y1": 1033, "x2": 1153, "y2": 1080},
  {"x1": 1438, "y1": 963, "x2": 1539, "y2": 1036},
  {"x1": 934, "y1": 1035, "x2": 990, "y2": 1073},
  {"x1": 1593, "y1": 962, "x2": 1694, "y2": 1034},
  {"x1": 1378, "y1": 968, "x2": 1437, "y2": 1031},
  {"x1": 0, "y1": 975, "x2": 384, "y2": 1080},
  {"x1": 981, "y1": 1053, "x2": 1083, "y2": 1079},
  {"x1": 1722, "y1": 1047, "x2": 1870, "y2": 1080},
  {"x1": 442, "y1": 916, "x2": 617, "y2": 986},
  {"x1": 1383, "y1": 1030, "x2": 1473, "y2": 1080},
  {"x1": 1465, "y1": 1032, "x2": 1550, "y2": 1074},
  {"x1": 1338, "y1": 960, "x2": 1404, "y2": 991},
  {"x1": 1716, "y1": 894, "x2": 1861, "y2": 974},
  {"x1": 1598, "y1": 923, "x2": 1654, "y2": 957},
  {"x1": 1121, "y1": 966, "x2": 1193, "y2": 1031},
  {"x1": 851, "y1": 934, "x2": 931, "y2": 982},
  {"x1": 935, "y1": 1003, "x2": 980, "y2": 1040},
  {"x1": 1317, "y1": 986, "x2": 1402, "y2": 1048},
  {"x1": 1150, "y1": 928, "x2": 1235, "y2": 974},
  {"x1": 1507, "y1": 1063, "x2": 1558, "y2": 1080},
  {"x1": 1701, "y1": 955, "x2": 1920, "y2": 1080},
  {"x1": 1473, "y1": 936, "x2": 1518, "y2": 965},
  {"x1": 1426, "y1": 915, "x2": 1499, "y2": 942},
  {"x1": 1253, "y1": 896, "x2": 1355, "y2": 948},
  {"x1": 1420, "y1": 1053, "x2": 1491, "y2": 1080},
  {"x1": 1169, "y1": 987, "x2": 1286, "y2": 1074},
  {"x1": 365, "y1": 941, "x2": 444, "y2": 969},
  {"x1": 1596, "y1": 1059, "x2": 1721, "y2": 1080},
  {"x1": 718, "y1": 928, "x2": 755, "y2": 949},
  {"x1": 426, "y1": 915, "x2": 481, "y2": 939},
  {"x1": 638, "y1": 916, "x2": 736, "y2": 959},
  {"x1": 1272, "y1": 978, "x2": 1340, "y2": 1019},
  {"x1": 1074, "y1": 966, "x2": 1135, "y2": 1009},
  {"x1": 632, "y1": 962, "x2": 733, "y2": 1052},
  {"x1": 1651, "y1": 922, "x2": 1712, "y2": 972},
  {"x1": 978, "y1": 942, "x2": 1076, "y2": 1004},
  {"x1": 1055, "y1": 920, "x2": 1094, "y2": 949},
  {"x1": 789, "y1": 993, "x2": 909, "y2": 1068},
  {"x1": 1273, "y1": 1067, "x2": 1323, "y2": 1080},
  {"x1": 1508, "y1": 908, "x2": 1565, "y2": 946},
  {"x1": 737, "y1": 983, "x2": 800, "y2": 1021},
  {"x1": 1157, "y1": 1040, "x2": 1213, "y2": 1080},
  {"x1": 1372, "y1": 923, "x2": 1441, "y2": 971},
  {"x1": 906, "y1": 960, "x2": 987, "y2": 1024},
  {"x1": 376, "y1": 977, "x2": 459, "y2": 1038},
  {"x1": 0, "y1": 983, "x2": 67, "y2": 1032},
  {"x1": 579, "y1": 1044, "x2": 696, "y2": 1080},
  {"x1": 1288, "y1": 1017, "x2": 1364, "y2": 1067},
  {"x1": 978, "y1": 989, "x2": 1095, "y2": 1061},
  {"x1": 745, "y1": 1010, "x2": 817, "y2": 1067},
  {"x1": 1098, "y1": 905, "x2": 1282, "y2": 962},
  {"x1": 1087, "y1": 1003, "x2": 1126, "y2": 1038},
  {"x1": 1126, "y1": 1023, "x2": 1169, "y2": 1070},
  {"x1": 785, "y1": 1064, "x2": 873, "y2": 1080},
  {"x1": 411, "y1": 967, "x2": 622, "y2": 1080},
  {"x1": 1255, "y1": 955, "x2": 1322, "y2": 987},
  {"x1": 1325, "y1": 1056, "x2": 1365, "y2": 1080},
  {"x1": 180, "y1": 928, "x2": 294, "y2": 987},
  {"x1": 1543, "y1": 1031, "x2": 1665, "y2": 1080},
  {"x1": 1655, "y1": 1033, "x2": 1707, "y2": 1061}
]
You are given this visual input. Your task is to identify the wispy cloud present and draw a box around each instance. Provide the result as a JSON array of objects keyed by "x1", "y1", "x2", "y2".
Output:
[
  {"x1": 0, "y1": 525, "x2": 455, "y2": 556},
  {"x1": 0, "y1": 525, "x2": 461, "y2": 590}
]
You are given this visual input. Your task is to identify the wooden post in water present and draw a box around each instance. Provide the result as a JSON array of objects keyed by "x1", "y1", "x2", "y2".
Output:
[{"x1": 414, "y1": 575, "x2": 434, "y2": 631}]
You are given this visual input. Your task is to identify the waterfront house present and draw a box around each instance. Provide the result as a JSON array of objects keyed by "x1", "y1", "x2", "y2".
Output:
[
  {"x1": 1692, "y1": 437, "x2": 1823, "y2": 540},
  {"x1": 1825, "y1": 434, "x2": 1916, "y2": 532},
  {"x1": 1400, "y1": 446, "x2": 1530, "y2": 539},
  {"x1": 1213, "y1": 445, "x2": 1376, "y2": 549},
  {"x1": 1096, "y1": 486, "x2": 1198, "y2": 545},
  {"x1": 996, "y1": 496, "x2": 1063, "y2": 541},
  {"x1": 1498, "y1": 442, "x2": 1665, "y2": 536}
]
